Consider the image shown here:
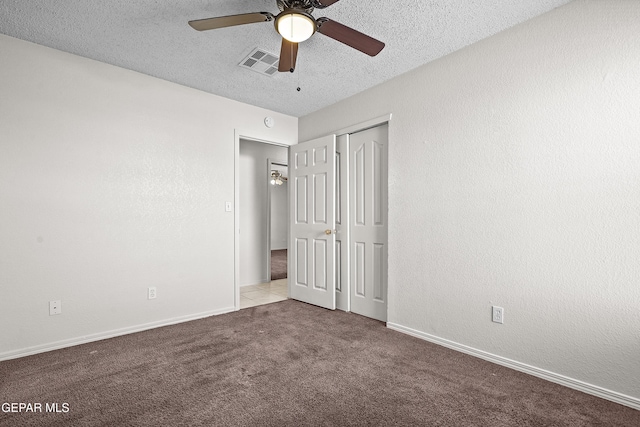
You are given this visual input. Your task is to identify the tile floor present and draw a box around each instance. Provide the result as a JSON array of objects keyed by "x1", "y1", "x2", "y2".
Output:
[{"x1": 240, "y1": 279, "x2": 288, "y2": 309}]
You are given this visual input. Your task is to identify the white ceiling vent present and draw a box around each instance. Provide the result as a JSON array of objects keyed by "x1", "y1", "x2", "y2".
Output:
[{"x1": 239, "y1": 48, "x2": 279, "y2": 77}]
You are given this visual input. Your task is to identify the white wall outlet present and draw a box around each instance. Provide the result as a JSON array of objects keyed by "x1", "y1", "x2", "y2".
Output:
[
  {"x1": 148, "y1": 287, "x2": 157, "y2": 300},
  {"x1": 225, "y1": 201, "x2": 233, "y2": 212},
  {"x1": 492, "y1": 306, "x2": 504, "y2": 324},
  {"x1": 49, "y1": 300, "x2": 62, "y2": 315}
]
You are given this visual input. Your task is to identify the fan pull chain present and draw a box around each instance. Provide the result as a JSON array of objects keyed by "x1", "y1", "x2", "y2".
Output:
[{"x1": 296, "y1": 52, "x2": 302, "y2": 92}]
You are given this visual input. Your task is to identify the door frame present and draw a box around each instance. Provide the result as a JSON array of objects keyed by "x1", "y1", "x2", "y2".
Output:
[
  {"x1": 266, "y1": 158, "x2": 288, "y2": 282},
  {"x1": 234, "y1": 130, "x2": 291, "y2": 311},
  {"x1": 334, "y1": 114, "x2": 393, "y2": 139}
]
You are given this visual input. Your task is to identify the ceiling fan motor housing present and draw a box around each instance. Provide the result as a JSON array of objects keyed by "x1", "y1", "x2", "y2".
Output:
[{"x1": 277, "y1": 0, "x2": 315, "y2": 14}]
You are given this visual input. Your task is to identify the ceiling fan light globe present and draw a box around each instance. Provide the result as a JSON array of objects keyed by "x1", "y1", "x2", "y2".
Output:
[{"x1": 277, "y1": 12, "x2": 315, "y2": 43}]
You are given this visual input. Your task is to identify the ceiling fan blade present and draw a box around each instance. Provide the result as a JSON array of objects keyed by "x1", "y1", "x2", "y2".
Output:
[
  {"x1": 317, "y1": 18, "x2": 385, "y2": 56},
  {"x1": 188, "y1": 12, "x2": 274, "y2": 31},
  {"x1": 278, "y1": 38, "x2": 299, "y2": 73},
  {"x1": 311, "y1": 0, "x2": 341, "y2": 8}
]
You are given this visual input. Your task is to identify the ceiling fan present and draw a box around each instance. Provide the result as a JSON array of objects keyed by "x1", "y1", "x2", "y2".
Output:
[
  {"x1": 270, "y1": 170, "x2": 287, "y2": 185},
  {"x1": 188, "y1": 0, "x2": 385, "y2": 73}
]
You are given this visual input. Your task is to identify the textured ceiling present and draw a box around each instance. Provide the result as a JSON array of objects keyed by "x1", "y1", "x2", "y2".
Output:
[{"x1": 0, "y1": 0, "x2": 572, "y2": 117}]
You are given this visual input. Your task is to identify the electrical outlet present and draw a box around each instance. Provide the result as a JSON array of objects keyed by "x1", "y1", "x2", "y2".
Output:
[
  {"x1": 49, "y1": 300, "x2": 62, "y2": 315},
  {"x1": 148, "y1": 287, "x2": 157, "y2": 300},
  {"x1": 492, "y1": 306, "x2": 504, "y2": 324}
]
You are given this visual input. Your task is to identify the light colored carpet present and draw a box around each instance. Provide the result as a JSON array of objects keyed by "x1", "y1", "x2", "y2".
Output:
[{"x1": 1, "y1": 300, "x2": 637, "y2": 426}]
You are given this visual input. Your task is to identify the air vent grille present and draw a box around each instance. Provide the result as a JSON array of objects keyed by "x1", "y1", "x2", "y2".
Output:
[
  {"x1": 262, "y1": 54, "x2": 278, "y2": 65},
  {"x1": 239, "y1": 48, "x2": 279, "y2": 77},
  {"x1": 243, "y1": 58, "x2": 258, "y2": 67}
]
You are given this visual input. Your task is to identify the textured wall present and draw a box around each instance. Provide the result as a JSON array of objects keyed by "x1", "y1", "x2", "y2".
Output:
[
  {"x1": 300, "y1": 1, "x2": 640, "y2": 401},
  {"x1": 239, "y1": 140, "x2": 288, "y2": 285},
  {"x1": 0, "y1": 35, "x2": 297, "y2": 357}
]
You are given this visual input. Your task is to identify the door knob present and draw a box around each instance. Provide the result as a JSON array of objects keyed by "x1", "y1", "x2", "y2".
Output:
[{"x1": 325, "y1": 229, "x2": 336, "y2": 235}]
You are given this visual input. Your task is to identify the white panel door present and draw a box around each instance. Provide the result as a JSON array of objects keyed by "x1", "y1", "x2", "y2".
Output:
[
  {"x1": 289, "y1": 135, "x2": 336, "y2": 310},
  {"x1": 335, "y1": 134, "x2": 349, "y2": 311},
  {"x1": 349, "y1": 125, "x2": 388, "y2": 322}
]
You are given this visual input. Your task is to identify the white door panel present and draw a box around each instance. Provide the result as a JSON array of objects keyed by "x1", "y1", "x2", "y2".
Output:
[
  {"x1": 289, "y1": 135, "x2": 336, "y2": 310},
  {"x1": 335, "y1": 134, "x2": 349, "y2": 311},
  {"x1": 349, "y1": 125, "x2": 388, "y2": 321}
]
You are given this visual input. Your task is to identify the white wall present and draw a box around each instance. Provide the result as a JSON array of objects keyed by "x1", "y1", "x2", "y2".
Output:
[
  {"x1": 299, "y1": 0, "x2": 640, "y2": 406},
  {"x1": 239, "y1": 140, "x2": 288, "y2": 285},
  {"x1": 0, "y1": 34, "x2": 297, "y2": 358}
]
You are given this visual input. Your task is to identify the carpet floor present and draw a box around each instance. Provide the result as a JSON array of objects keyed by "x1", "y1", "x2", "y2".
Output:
[
  {"x1": 270, "y1": 249, "x2": 287, "y2": 280},
  {"x1": 1, "y1": 300, "x2": 637, "y2": 426}
]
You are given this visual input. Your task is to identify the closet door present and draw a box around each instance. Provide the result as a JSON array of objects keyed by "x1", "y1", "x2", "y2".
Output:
[
  {"x1": 335, "y1": 134, "x2": 349, "y2": 311},
  {"x1": 288, "y1": 135, "x2": 336, "y2": 310},
  {"x1": 349, "y1": 125, "x2": 388, "y2": 322}
]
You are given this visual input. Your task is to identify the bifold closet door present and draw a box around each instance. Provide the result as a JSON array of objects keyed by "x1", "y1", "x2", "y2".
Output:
[
  {"x1": 349, "y1": 124, "x2": 388, "y2": 322},
  {"x1": 335, "y1": 134, "x2": 349, "y2": 311}
]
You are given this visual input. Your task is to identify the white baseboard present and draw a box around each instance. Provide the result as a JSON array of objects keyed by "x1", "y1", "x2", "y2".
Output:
[
  {"x1": 387, "y1": 322, "x2": 640, "y2": 411},
  {"x1": 0, "y1": 306, "x2": 236, "y2": 362}
]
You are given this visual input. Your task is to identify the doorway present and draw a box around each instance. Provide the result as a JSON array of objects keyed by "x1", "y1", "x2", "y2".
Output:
[
  {"x1": 238, "y1": 139, "x2": 289, "y2": 309},
  {"x1": 267, "y1": 159, "x2": 288, "y2": 282}
]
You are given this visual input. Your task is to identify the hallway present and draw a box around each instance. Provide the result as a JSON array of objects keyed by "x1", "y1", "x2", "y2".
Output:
[{"x1": 239, "y1": 279, "x2": 288, "y2": 309}]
